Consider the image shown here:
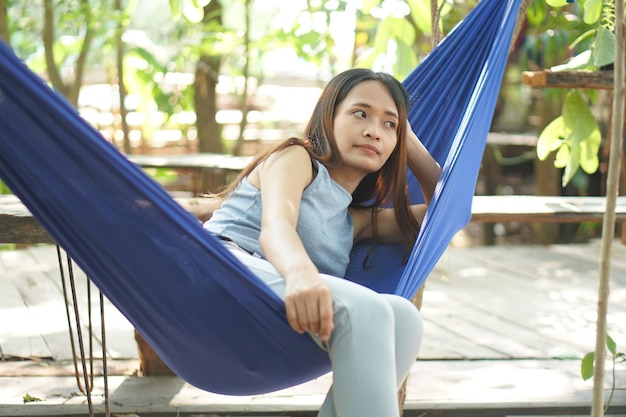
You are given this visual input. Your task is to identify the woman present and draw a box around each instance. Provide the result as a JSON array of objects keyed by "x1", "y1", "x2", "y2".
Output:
[{"x1": 204, "y1": 68, "x2": 441, "y2": 417}]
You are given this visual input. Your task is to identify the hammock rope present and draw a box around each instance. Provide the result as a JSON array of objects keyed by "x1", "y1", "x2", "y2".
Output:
[{"x1": 0, "y1": 0, "x2": 522, "y2": 395}]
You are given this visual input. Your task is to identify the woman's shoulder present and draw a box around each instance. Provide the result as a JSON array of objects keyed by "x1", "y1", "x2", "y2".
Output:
[{"x1": 250, "y1": 143, "x2": 316, "y2": 188}]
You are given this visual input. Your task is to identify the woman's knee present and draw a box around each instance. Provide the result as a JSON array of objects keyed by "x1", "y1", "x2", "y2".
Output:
[
  {"x1": 323, "y1": 277, "x2": 396, "y2": 332},
  {"x1": 381, "y1": 294, "x2": 423, "y2": 338}
]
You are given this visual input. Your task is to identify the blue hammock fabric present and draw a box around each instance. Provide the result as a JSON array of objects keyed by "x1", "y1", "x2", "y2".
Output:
[{"x1": 0, "y1": 0, "x2": 521, "y2": 395}]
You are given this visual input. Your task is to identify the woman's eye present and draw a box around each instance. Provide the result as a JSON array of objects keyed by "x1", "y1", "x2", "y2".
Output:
[
  {"x1": 354, "y1": 110, "x2": 366, "y2": 118},
  {"x1": 386, "y1": 121, "x2": 396, "y2": 129}
]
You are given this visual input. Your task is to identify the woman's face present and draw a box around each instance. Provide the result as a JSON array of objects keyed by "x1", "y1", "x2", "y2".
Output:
[{"x1": 332, "y1": 80, "x2": 399, "y2": 177}]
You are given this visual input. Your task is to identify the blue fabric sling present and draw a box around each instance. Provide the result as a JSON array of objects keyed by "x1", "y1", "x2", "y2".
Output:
[{"x1": 0, "y1": 0, "x2": 522, "y2": 395}]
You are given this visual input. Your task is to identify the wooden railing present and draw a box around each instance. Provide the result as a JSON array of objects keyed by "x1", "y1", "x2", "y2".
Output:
[{"x1": 3, "y1": 194, "x2": 626, "y2": 244}]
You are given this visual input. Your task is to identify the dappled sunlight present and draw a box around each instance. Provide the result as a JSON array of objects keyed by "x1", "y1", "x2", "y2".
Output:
[
  {"x1": 449, "y1": 363, "x2": 587, "y2": 401},
  {"x1": 0, "y1": 301, "x2": 133, "y2": 338},
  {"x1": 0, "y1": 303, "x2": 67, "y2": 337},
  {"x1": 459, "y1": 266, "x2": 490, "y2": 278}
]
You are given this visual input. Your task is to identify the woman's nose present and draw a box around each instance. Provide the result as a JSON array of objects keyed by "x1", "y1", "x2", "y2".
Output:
[{"x1": 364, "y1": 124, "x2": 381, "y2": 140}]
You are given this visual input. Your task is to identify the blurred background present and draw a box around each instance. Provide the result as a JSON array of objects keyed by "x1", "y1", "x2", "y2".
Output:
[{"x1": 0, "y1": 0, "x2": 619, "y2": 245}]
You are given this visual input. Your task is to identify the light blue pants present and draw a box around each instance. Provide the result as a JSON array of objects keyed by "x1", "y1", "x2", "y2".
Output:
[{"x1": 225, "y1": 243, "x2": 424, "y2": 417}]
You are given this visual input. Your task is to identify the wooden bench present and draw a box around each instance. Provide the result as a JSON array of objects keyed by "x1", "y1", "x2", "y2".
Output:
[
  {"x1": 128, "y1": 152, "x2": 254, "y2": 196},
  {"x1": 3, "y1": 194, "x2": 626, "y2": 244},
  {"x1": 471, "y1": 195, "x2": 626, "y2": 224}
]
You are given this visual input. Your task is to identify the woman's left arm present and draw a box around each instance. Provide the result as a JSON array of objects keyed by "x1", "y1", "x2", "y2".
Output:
[{"x1": 406, "y1": 121, "x2": 441, "y2": 205}]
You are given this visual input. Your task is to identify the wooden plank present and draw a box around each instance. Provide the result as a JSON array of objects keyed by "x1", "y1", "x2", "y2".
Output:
[
  {"x1": 0, "y1": 246, "x2": 82, "y2": 361},
  {"x1": 0, "y1": 359, "x2": 622, "y2": 417},
  {"x1": 487, "y1": 132, "x2": 537, "y2": 146},
  {"x1": 6, "y1": 194, "x2": 626, "y2": 243},
  {"x1": 521, "y1": 70, "x2": 614, "y2": 90},
  {"x1": 0, "y1": 194, "x2": 219, "y2": 243},
  {"x1": 429, "y1": 244, "x2": 626, "y2": 357},
  {"x1": 472, "y1": 195, "x2": 626, "y2": 223},
  {"x1": 25, "y1": 245, "x2": 137, "y2": 360},
  {"x1": 0, "y1": 196, "x2": 54, "y2": 244},
  {"x1": 0, "y1": 252, "x2": 52, "y2": 359},
  {"x1": 127, "y1": 152, "x2": 253, "y2": 171}
]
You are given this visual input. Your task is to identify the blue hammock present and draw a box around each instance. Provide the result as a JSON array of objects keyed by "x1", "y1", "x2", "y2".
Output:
[{"x1": 0, "y1": 0, "x2": 521, "y2": 395}]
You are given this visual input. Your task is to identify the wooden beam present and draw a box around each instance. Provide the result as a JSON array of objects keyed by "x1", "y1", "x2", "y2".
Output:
[
  {"x1": 4, "y1": 194, "x2": 626, "y2": 244},
  {"x1": 521, "y1": 70, "x2": 614, "y2": 90},
  {"x1": 0, "y1": 194, "x2": 220, "y2": 244},
  {"x1": 471, "y1": 195, "x2": 626, "y2": 223}
]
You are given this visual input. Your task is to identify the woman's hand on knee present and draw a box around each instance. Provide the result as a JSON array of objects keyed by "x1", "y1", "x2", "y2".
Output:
[{"x1": 285, "y1": 275, "x2": 334, "y2": 343}]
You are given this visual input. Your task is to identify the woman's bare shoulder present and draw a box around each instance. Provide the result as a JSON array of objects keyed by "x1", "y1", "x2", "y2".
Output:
[{"x1": 249, "y1": 144, "x2": 314, "y2": 188}]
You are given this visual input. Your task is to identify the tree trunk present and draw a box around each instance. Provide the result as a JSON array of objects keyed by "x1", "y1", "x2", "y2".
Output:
[
  {"x1": 232, "y1": 0, "x2": 251, "y2": 157},
  {"x1": 115, "y1": 0, "x2": 131, "y2": 154},
  {"x1": 194, "y1": 0, "x2": 223, "y2": 155},
  {"x1": 194, "y1": 55, "x2": 223, "y2": 155},
  {"x1": 42, "y1": 0, "x2": 94, "y2": 107},
  {"x1": 0, "y1": 0, "x2": 9, "y2": 45}
]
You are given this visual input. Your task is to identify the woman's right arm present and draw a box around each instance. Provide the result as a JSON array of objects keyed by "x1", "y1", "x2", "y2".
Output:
[{"x1": 254, "y1": 145, "x2": 334, "y2": 343}]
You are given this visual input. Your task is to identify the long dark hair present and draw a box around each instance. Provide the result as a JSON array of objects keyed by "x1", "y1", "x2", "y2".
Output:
[{"x1": 216, "y1": 68, "x2": 420, "y2": 249}]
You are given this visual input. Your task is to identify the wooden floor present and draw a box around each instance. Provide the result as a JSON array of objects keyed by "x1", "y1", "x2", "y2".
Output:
[{"x1": 0, "y1": 239, "x2": 625, "y2": 416}]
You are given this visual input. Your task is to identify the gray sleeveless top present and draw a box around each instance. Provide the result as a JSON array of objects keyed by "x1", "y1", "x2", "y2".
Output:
[{"x1": 204, "y1": 161, "x2": 354, "y2": 277}]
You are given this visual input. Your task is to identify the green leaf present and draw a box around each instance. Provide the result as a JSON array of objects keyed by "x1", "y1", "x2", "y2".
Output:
[
  {"x1": 408, "y1": 0, "x2": 433, "y2": 34},
  {"x1": 578, "y1": 128, "x2": 601, "y2": 174},
  {"x1": 183, "y1": 1, "x2": 205, "y2": 23},
  {"x1": 554, "y1": 142, "x2": 571, "y2": 168},
  {"x1": 394, "y1": 40, "x2": 419, "y2": 80},
  {"x1": 561, "y1": 90, "x2": 601, "y2": 180},
  {"x1": 537, "y1": 116, "x2": 566, "y2": 160},
  {"x1": 561, "y1": 142, "x2": 580, "y2": 186},
  {"x1": 562, "y1": 90, "x2": 597, "y2": 138},
  {"x1": 374, "y1": 17, "x2": 394, "y2": 52},
  {"x1": 591, "y1": 26, "x2": 615, "y2": 68},
  {"x1": 607, "y1": 334, "x2": 617, "y2": 356},
  {"x1": 545, "y1": 0, "x2": 570, "y2": 8},
  {"x1": 583, "y1": 0, "x2": 603, "y2": 25},
  {"x1": 390, "y1": 18, "x2": 416, "y2": 45},
  {"x1": 23, "y1": 393, "x2": 43, "y2": 403},
  {"x1": 581, "y1": 351, "x2": 595, "y2": 380},
  {"x1": 169, "y1": 0, "x2": 181, "y2": 20}
]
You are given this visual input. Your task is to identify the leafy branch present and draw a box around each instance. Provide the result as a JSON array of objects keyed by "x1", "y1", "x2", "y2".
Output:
[
  {"x1": 537, "y1": 0, "x2": 620, "y2": 187},
  {"x1": 581, "y1": 334, "x2": 626, "y2": 412}
]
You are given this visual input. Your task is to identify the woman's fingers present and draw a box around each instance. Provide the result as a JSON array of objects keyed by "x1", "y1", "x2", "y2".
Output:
[
  {"x1": 317, "y1": 291, "x2": 334, "y2": 342},
  {"x1": 285, "y1": 283, "x2": 334, "y2": 341},
  {"x1": 285, "y1": 297, "x2": 305, "y2": 334}
]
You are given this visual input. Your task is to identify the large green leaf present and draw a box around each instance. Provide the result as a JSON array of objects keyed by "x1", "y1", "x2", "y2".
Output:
[
  {"x1": 374, "y1": 17, "x2": 394, "y2": 51},
  {"x1": 394, "y1": 39, "x2": 419, "y2": 80},
  {"x1": 389, "y1": 17, "x2": 416, "y2": 45},
  {"x1": 583, "y1": 0, "x2": 603, "y2": 25},
  {"x1": 562, "y1": 90, "x2": 597, "y2": 137},
  {"x1": 591, "y1": 26, "x2": 615, "y2": 68},
  {"x1": 537, "y1": 116, "x2": 566, "y2": 160},
  {"x1": 408, "y1": 0, "x2": 433, "y2": 34}
]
